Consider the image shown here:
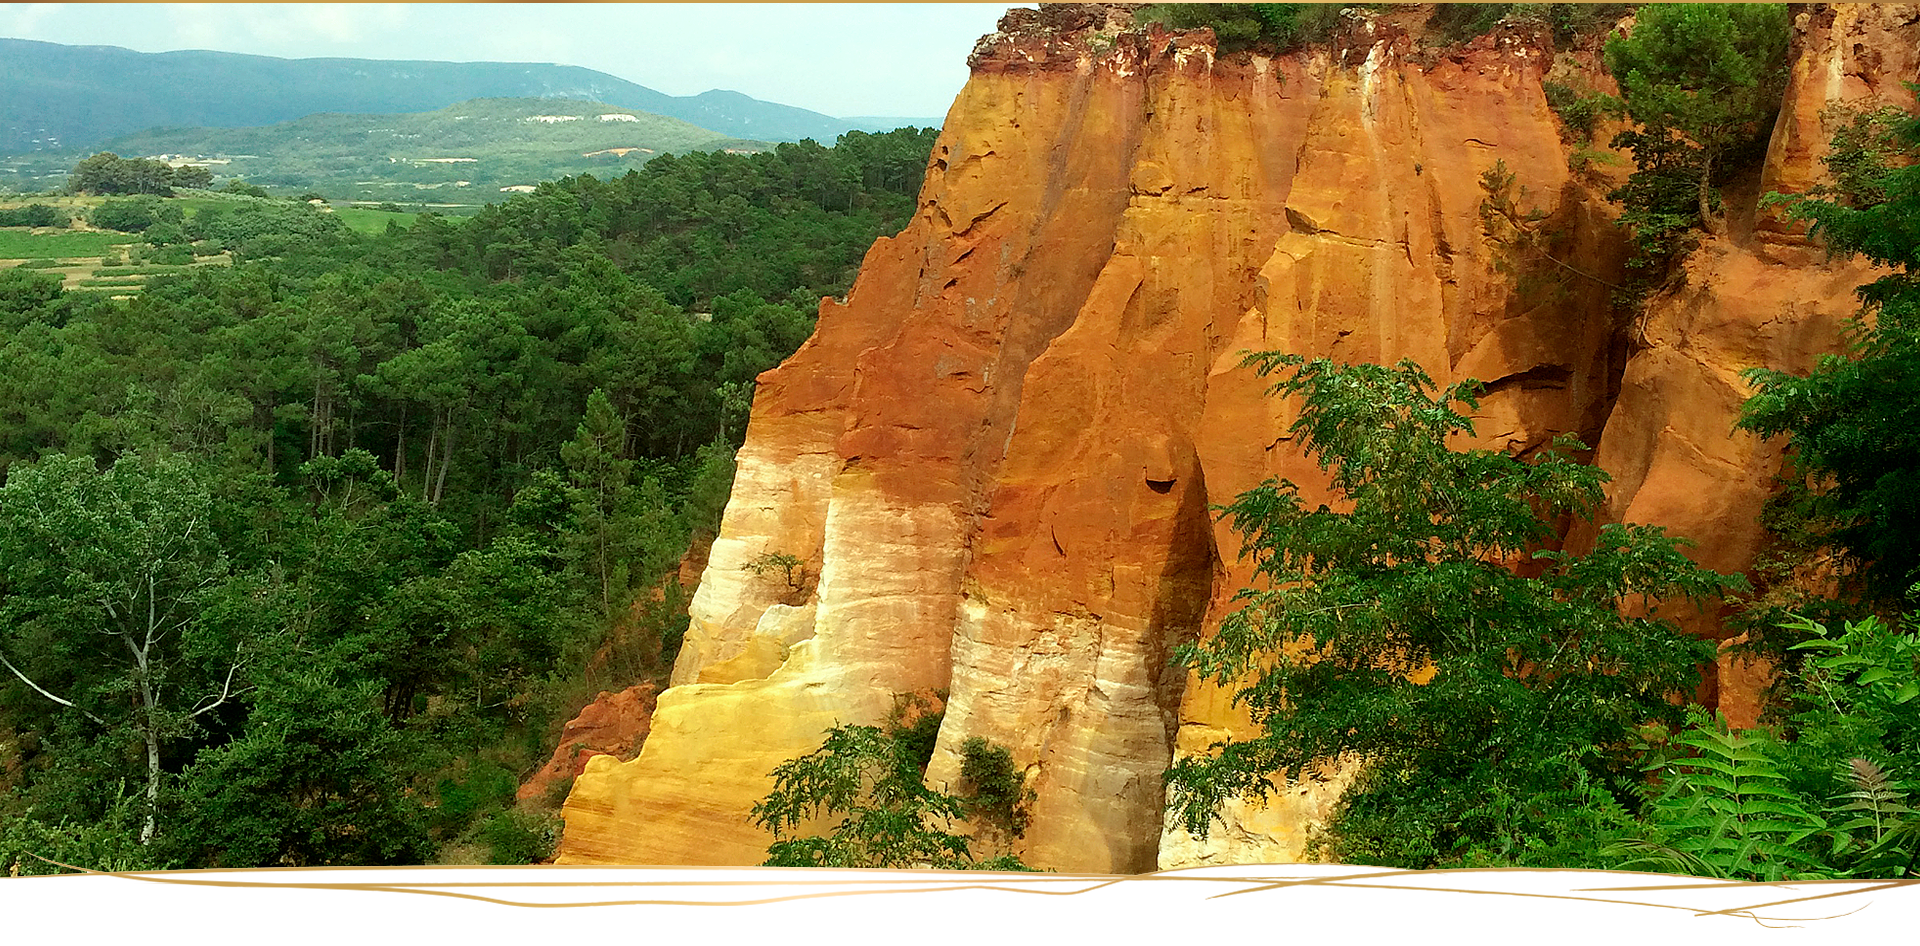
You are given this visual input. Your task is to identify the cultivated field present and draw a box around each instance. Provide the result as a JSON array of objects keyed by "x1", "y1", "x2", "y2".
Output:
[
  {"x1": 0, "y1": 230, "x2": 231, "y2": 295},
  {"x1": 0, "y1": 228, "x2": 136, "y2": 259}
]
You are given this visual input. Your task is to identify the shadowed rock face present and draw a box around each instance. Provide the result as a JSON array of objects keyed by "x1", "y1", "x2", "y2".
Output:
[{"x1": 557, "y1": 4, "x2": 1920, "y2": 873}]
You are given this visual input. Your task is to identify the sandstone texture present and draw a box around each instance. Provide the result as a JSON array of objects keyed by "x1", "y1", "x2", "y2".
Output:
[{"x1": 559, "y1": 4, "x2": 1920, "y2": 872}]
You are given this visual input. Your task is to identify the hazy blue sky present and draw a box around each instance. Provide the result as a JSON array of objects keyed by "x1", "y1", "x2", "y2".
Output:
[{"x1": 0, "y1": 3, "x2": 1021, "y2": 119}]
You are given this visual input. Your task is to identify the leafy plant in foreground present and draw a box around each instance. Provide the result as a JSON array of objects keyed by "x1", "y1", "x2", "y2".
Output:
[
  {"x1": 1605, "y1": 613, "x2": 1920, "y2": 879},
  {"x1": 1604, "y1": 712, "x2": 1826, "y2": 881},
  {"x1": 752, "y1": 698, "x2": 1032, "y2": 870},
  {"x1": 1164, "y1": 353, "x2": 1744, "y2": 869}
]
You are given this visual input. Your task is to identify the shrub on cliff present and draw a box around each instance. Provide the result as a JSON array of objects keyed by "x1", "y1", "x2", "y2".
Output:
[
  {"x1": 1603, "y1": 3, "x2": 1789, "y2": 273},
  {"x1": 1164, "y1": 353, "x2": 1746, "y2": 869},
  {"x1": 1135, "y1": 4, "x2": 1345, "y2": 52},
  {"x1": 1743, "y1": 100, "x2": 1920, "y2": 605},
  {"x1": 752, "y1": 698, "x2": 1033, "y2": 870},
  {"x1": 1429, "y1": 4, "x2": 1633, "y2": 47}
]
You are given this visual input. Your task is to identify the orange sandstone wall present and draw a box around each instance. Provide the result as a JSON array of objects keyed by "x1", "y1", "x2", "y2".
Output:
[
  {"x1": 559, "y1": 4, "x2": 1918, "y2": 873},
  {"x1": 1585, "y1": 2, "x2": 1920, "y2": 727}
]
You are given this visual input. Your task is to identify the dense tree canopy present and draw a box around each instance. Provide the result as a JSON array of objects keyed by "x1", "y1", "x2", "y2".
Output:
[
  {"x1": 0, "y1": 126, "x2": 935, "y2": 872},
  {"x1": 68, "y1": 152, "x2": 213, "y2": 197}
]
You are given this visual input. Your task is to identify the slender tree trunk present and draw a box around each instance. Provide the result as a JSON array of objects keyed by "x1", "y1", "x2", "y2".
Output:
[
  {"x1": 260, "y1": 395, "x2": 276, "y2": 474},
  {"x1": 1698, "y1": 152, "x2": 1723, "y2": 237},
  {"x1": 598, "y1": 512, "x2": 613, "y2": 615},
  {"x1": 422, "y1": 419, "x2": 439, "y2": 502},
  {"x1": 310, "y1": 373, "x2": 325, "y2": 460},
  {"x1": 432, "y1": 412, "x2": 454, "y2": 505},
  {"x1": 140, "y1": 710, "x2": 160, "y2": 845},
  {"x1": 394, "y1": 403, "x2": 408, "y2": 484}
]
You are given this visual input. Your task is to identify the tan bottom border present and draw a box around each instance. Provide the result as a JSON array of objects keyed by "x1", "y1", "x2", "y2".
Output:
[{"x1": 0, "y1": 863, "x2": 1912, "y2": 928}]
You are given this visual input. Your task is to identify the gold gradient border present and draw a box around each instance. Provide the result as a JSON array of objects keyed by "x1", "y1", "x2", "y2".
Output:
[{"x1": 0, "y1": 867, "x2": 1912, "y2": 924}]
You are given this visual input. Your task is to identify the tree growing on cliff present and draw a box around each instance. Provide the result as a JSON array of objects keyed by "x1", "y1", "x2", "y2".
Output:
[
  {"x1": 1164, "y1": 354, "x2": 1746, "y2": 869},
  {"x1": 1740, "y1": 101, "x2": 1920, "y2": 605},
  {"x1": 1604, "y1": 3, "x2": 1789, "y2": 264},
  {"x1": 1134, "y1": 4, "x2": 1344, "y2": 52}
]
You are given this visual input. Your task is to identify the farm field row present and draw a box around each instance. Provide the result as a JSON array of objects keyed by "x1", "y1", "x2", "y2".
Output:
[{"x1": 0, "y1": 238, "x2": 233, "y2": 293}]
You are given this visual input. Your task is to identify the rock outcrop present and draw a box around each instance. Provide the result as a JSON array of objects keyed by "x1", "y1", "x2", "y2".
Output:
[
  {"x1": 558, "y1": 4, "x2": 1919, "y2": 872},
  {"x1": 517, "y1": 683, "x2": 656, "y2": 803}
]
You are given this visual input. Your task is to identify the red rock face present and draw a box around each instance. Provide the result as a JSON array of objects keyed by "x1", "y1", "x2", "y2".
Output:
[
  {"x1": 518, "y1": 684, "x2": 656, "y2": 804},
  {"x1": 558, "y1": 4, "x2": 1920, "y2": 872},
  {"x1": 1588, "y1": 3, "x2": 1919, "y2": 728}
]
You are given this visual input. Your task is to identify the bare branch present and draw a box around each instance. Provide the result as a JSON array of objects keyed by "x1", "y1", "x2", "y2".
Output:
[
  {"x1": 0, "y1": 648, "x2": 108, "y2": 727},
  {"x1": 188, "y1": 661, "x2": 247, "y2": 718}
]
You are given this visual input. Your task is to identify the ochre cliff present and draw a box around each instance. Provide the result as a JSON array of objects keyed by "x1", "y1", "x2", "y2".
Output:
[{"x1": 558, "y1": 4, "x2": 1918, "y2": 872}]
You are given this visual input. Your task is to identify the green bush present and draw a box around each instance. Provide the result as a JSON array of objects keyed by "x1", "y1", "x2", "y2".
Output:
[
  {"x1": 1543, "y1": 80, "x2": 1612, "y2": 143},
  {"x1": 144, "y1": 243, "x2": 193, "y2": 266},
  {"x1": 187, "y1": 200, "x2": 350, "y2": 259},
  {"x1": 143, "y1": 222, "x2": 188, "y2": 247},
  {"x1": 1426, "y1": 4, "x2": 1517, "y2": 45},
  {"x1": 479, "y1": 808, "x2": 559, "y2": 864},
  {"x1": 753, "y1": 696, "x2": 1035, "y2": 870},
  {"x1": 1164, "y1": 354, "x2": 1743, "y2": 869},
  {"x1": 1603, "y1": 614, "x2": 1919, "y2": 880},
  {"x1": 0, "y1": 204, "x2": 71, "y2": 228},
  {"x1": 1136, "y1": 3, "x2": 1347, "y2": 52},
  {"x1": 89, "y1": 195, "x2": 178, "y2": 233},
  {"x1": 1808, "y1": 103, "x2": 1917, "y2": 208},
  {"x1": 433, "y1": 762, "x2": 519, "y2": 834},
  {"x1": 0, "y1": 801, "x2": 160, "y2": 875},
  {"x1": 1742, "y1": 99, "x2": 1920, "y2": 601},
  {"x1": 958, "y1": 736, "x2": 1034, "y2": 840},
  {"x1": 220, "y1": 180, "x2": 271, "y2": 199},
  {"x1": 1432, "y1": 4, "x2": 1635, "y2": 47}
]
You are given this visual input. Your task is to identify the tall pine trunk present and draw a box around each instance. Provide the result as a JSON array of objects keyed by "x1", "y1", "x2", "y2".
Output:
[{"x1": 394, "y1": 403, "x2": 408, "y2": 484}]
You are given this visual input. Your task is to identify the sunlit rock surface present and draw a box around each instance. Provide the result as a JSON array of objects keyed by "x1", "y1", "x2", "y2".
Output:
[{"x1": 558, "y1": 3, "x2": 1918, "y2": 872}]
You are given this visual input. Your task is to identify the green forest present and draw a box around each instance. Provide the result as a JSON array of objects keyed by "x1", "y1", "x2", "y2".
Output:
[
  {"x1": 0, "y1": 126, "x2": 938, "y2": 871},
  {"x1": 0, "y1": 3, "x2": 1915, "y2": 882}
]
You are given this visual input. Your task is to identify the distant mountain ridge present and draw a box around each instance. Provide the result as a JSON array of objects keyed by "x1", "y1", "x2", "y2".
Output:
[
  {"x1": 88, "y1": 97, "x2": 770, "y2": 201},
  {"x1": 0, "y1": 37, "x2": 884, "y2": 152}
]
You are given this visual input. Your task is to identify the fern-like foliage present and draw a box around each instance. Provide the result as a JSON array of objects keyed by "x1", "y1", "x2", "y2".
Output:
[
  {"x1": 1604, "y1": 711, "x2": 1828, "y2": 881},
  {"x1": 1826, "y1": 757, "x2": 1920, "y2": 877}
]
